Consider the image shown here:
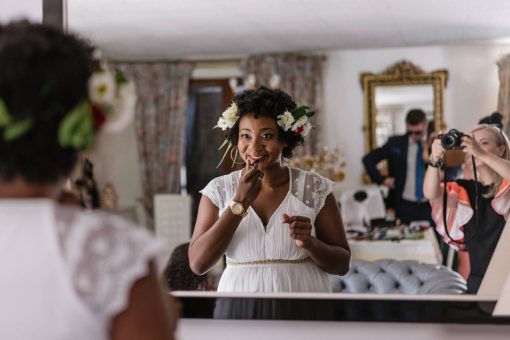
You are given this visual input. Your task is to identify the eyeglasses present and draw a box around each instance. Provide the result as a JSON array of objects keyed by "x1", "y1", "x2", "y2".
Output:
[{"x1": 408, "y1": 130, "x2": 424, "y2": 136}]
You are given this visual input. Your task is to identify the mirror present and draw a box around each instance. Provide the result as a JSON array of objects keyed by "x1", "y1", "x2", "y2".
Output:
[
  {"x1": 374, "y1": 84, "x2": 434, "y2": 147},
  {"x1": 361, "y1": 60, "x2": 448, "y2": 152},
  {"x1": 61, "y1": 1, "x2": 509, "y2": 315}
]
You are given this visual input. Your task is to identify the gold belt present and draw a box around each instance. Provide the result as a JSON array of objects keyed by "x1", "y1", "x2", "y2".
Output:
[{"x1": 226, "y1": 257, "x2": 311, "y2": 266}]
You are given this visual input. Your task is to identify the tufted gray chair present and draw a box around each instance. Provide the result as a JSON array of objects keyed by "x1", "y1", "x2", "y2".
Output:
[{"x1": 330, "y1": 259, "x2": 467, "y2": 294}]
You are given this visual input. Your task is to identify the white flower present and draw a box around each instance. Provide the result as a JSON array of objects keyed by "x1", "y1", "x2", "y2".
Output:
[
  {"x1": 216, "y1": 117, "x2": 231, "y2": 130},
  {"x1": 292, "y1": 117, "x2": 307, "y2": 130},
  {"x1": 216, "y1": 103, "x2": 239, "y2": 130},
  {"x1": 88, "y1": 70, "x2": 116, "y2": 105},
  {"x1": 102, "y1": 81, "x2": 137, "y2": 133},
  {"x1": 291, "y1": 117, "x2": 312, "y2": 137},
  {"x1": 277, "y1": 110, "x2": 294, "y2": 131},
  {"x1": 301, "y1": 120, "x2": 313, "y2": 137}
]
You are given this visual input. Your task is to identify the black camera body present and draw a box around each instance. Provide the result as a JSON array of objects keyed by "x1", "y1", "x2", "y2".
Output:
[{"x1": 441, "y1": 129, "x2": 464, "y2": 150}]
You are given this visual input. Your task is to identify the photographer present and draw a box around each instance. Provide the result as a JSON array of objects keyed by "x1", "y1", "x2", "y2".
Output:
[{"x1": 424, "y1": 124, "x2": 510, "y2": 293}]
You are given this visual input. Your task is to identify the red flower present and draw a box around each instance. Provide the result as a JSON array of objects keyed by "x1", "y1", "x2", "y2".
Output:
[
  {"x1": 293, "y1": 126, "x2": 304, "y2": 136},
  {"x1": 92, "y1": 103, "x2": 106, "y2": 130}
]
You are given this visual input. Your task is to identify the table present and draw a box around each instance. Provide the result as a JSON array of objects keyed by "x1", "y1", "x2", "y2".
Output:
[{"x1": 348, "y1": 228, "x2": 443, "y2": 264}]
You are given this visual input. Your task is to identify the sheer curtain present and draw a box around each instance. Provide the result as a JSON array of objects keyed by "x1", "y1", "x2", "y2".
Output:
[
  {"x1": 112, "y1": 62, "x2": 193, "y2": 218},
  {"x1": 240, "y1": 54, "x2": 325, "y2": 154},
  {"x1": 497, "y1": 54, "x2": 510, "y2": 134}
]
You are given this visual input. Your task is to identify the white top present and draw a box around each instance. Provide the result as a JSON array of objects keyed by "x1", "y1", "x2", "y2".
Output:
[
  {"x1": 0, "y1": 199, "x2": 162, "y2": 340},
  {"x1": 403, "y1": 137, "x2": 418, "y2": 201},
  {"x1": 200, "y1": 167, "x2": 334, "y2": 293}
]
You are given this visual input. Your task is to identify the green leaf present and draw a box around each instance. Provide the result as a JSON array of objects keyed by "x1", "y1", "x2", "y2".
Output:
[
  {"x1": 4, "y1": 120, "x2": 33, "y2": 141},
  {"x1": 58, "y1": 100, "x2": 94, "y2": 149},
  {"x1": 115, "y1": 69, "x2": 128, "y2": 84},
  {"x1": 292, "y1": 106, "x2": 315, "y2": 120},
  {"x1": 0, "y1": 99, "x2": 11, "y2": 127}
]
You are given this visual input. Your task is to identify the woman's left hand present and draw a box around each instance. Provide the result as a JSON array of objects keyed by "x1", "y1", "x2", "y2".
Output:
[
  {"x1": 461, "y1": 133, "x2": 485, "y2": 158},
  {"x1": 282, "y1": 214, "x2": 313, "y2": 248}
]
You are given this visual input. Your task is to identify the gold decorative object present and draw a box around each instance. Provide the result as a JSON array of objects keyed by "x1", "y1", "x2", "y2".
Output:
[
  {"x1": 101, "y1": 182, "x2": 118, "y2": 210},
  {"x1": 360, "y1": 60, "x2": 448, "y2": 153},
  {"x1": 288, "y1": 147, "x2": 346, "y2": 182}
]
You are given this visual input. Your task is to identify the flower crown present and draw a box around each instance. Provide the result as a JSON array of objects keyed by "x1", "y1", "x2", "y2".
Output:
[
  {"x1": 0, "y1": 59, "x2": 136, "y2": 150},
  {"x1": 214, "y1": 102, "x2": 315, "y2": 167}
]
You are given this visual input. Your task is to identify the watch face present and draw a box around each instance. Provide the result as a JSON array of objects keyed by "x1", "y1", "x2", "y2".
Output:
[{"x1": 232, "y1": 202, "x2": 243, "y2": 214}]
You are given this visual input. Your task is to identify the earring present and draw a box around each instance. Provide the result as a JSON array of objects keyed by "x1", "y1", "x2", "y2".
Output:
[{"x1": 230, "y1": 147, "x2": 245, "y2": 167}]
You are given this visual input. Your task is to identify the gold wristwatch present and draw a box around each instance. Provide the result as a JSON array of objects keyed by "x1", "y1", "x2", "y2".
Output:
[{"x1": 229, "y1": 200, "x2": 247, "y2": 217}]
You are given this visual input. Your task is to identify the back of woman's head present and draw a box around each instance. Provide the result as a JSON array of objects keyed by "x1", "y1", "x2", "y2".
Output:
[
  {"x1": 478, "y1": 112, "x2": 503, "y2": 129},
  {"x1": 163, "y1": 242, "x2": 208, "y2": 291},
  {"x1": 0, "y1": 21, "x2": 93, "y2": 183}
]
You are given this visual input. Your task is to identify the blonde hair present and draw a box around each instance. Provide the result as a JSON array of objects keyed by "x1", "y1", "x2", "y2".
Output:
[{"x1": 470, "y1": 124, "x2": 510, "y2": 197}]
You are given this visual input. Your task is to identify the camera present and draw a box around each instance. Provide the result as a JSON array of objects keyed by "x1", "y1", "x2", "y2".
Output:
[{"x1": 441, "y1": 129, "x2": 464, "y2": 150}]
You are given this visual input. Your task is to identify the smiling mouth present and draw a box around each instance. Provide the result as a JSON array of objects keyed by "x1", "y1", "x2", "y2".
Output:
[{"x1": 247, "y1": 155, "x2": 265, "y2": 165}]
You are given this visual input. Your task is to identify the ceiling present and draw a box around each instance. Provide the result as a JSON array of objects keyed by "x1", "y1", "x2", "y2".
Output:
[{"x1": 11, "y1": 1, "x2": 510, "y2": 60}]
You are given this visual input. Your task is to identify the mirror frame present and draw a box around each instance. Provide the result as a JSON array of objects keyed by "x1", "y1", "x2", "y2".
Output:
[{"x1": 360, "y1": 60, "x2": 448, "y2": 152}]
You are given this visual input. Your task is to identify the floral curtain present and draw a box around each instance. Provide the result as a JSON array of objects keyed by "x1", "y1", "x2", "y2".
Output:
[
  {"x1": 240, "y1": 54, "x2": 325, "y2": 154},
  {"x1": 111, "y1": 62, "x2": 193, "y2": 215},
  {"x1": 497, "y1": 54, "x2": 510, "y2": 135}
]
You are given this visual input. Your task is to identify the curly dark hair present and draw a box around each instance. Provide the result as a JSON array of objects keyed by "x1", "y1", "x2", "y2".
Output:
[
  {"x1": 163, "y1": 243, "x2": 209, "y2": 291},
  {"x1": 226, "y1": 86, "x2": 304, "y2": 159},
  {"x1": 0, "y1": 21, "x2": 93, "y2": 183}
]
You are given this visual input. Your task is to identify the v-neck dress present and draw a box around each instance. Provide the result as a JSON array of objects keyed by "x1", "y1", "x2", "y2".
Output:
[{"x1": 200, "y1": 167, "x2": 334, "y2": 292}]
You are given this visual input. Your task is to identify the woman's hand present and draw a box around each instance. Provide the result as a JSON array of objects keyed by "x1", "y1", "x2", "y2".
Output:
[
  {"x1": 282, "y1": 214, "x2": 313, "y2": 248},
  {"x1": 461, "y1": 133, "x2": 486, "y2": 159},
  {"x1": 233, "y1": 161, "x2": 263, "y2": 208},
  {"x1": 430, "y1": 137, "x2": 445, "y2": 163}
]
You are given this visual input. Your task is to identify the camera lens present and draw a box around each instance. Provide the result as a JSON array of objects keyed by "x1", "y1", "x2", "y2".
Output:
[
  {"x1": 442, "y1": 135, "x2": 455, "y2": 149},
  {"x1": 441, "y1": 129, "x2": 462, "y2": 150}
]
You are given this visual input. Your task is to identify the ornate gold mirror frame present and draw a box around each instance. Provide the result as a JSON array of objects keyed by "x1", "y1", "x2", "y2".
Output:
[{"x1": 361, "y1": 60, "x2": 448, "y2": 152}]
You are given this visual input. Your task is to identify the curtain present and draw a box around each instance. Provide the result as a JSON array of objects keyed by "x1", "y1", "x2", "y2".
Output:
[
  {"x1": 497, "y1": 54, "x2": 510, "y2": 135},
  {"x1": 240, "y1": 54, "x2": 325, "y2": 154},
  {"x1": 112, "y1": 62, "x2": 193, "y2": 216}
]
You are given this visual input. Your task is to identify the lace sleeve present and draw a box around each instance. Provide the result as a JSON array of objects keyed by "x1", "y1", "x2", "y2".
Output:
[
  {"x1": 57, "y1": 210, "x2": 163, "y2": 323},
  {"x1": 296, "y1": 170, "x2": 335, "y2": 214}
]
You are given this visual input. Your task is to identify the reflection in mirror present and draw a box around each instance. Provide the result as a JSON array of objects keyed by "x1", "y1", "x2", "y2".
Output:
[
  {"x1": 374, "y1": 85, "x2": 434, "y2": 147},
  {"x1": 359, "y1": 63, "x2": 450, "y2": 281},
  {"x1": 361, "y1": 60, "x2": 448, "y2": 152},
  {"x1": 64, "y1": 3, "x2": 510, "y2": 320}
]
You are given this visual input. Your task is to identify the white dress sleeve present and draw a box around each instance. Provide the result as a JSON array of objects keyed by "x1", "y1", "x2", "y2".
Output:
[
  {"x1": 291, "y1": 169, "x2": 335, "y2": 214},
  {"x1": 56, "y1": 209, "x2": 163, "y2": 323},
  {"x1": 199, "y1": 175, "x2": 228, "y2": 209}
]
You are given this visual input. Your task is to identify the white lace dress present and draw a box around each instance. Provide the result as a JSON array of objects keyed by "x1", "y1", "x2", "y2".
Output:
[
  {"x1": 201, "y1": 167, "x2": 334, "y2": 293},
  {"x1": 0, "y1": 199, "x2": 162, "y2": 340}
]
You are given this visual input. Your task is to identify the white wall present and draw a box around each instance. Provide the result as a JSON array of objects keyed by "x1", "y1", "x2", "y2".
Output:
[
  {"x1": 87, "y1": 121, "x2": 143, "y2": 211},
  {"x1": 323, "y1": 43, "x2": 510, "y2": 190},
  {"x1": 0, "y1": 0, "x2": 41, "y2": 23}
]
